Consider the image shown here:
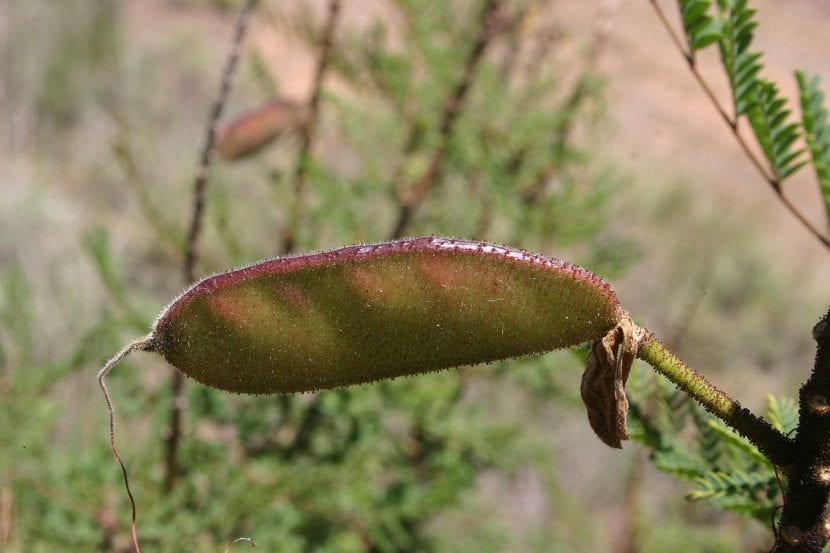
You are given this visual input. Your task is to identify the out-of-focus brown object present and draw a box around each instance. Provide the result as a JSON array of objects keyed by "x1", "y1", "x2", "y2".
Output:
[{"x1": 214, "y1": 99, "x2": 308, "y2": 161}]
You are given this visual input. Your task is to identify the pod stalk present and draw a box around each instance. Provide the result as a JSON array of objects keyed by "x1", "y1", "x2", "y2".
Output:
[{"x1": 637, "y1": 333, "x2": 795, "y2": 467}]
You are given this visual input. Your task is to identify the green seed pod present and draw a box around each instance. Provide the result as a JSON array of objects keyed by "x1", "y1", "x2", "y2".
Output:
[
  {"x1": 214, "y1": 99, "x2": 307, "y2": 161},
  {"x1": 145, "y1": 237, "x2": 622, "y2": 394}
]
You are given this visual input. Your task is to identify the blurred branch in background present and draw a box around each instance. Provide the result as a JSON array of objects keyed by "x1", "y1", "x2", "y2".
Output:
[
  {"x1": 648, "y1": 0, "x2": 830, "y2": 252},
  {"x1": 281, "y1": 0, "x2": 341, "y2": 254},
  {"x1": 165, "y1": 0, "x2": 257, "y2": 494},
  {"x1": 390, "y1": 0, "x2": 505, "y2": 239}
]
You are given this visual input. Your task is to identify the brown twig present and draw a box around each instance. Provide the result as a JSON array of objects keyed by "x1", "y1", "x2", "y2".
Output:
[
  {"x1": 284, "y1": 394, "x2": 326, "y2": 457},
  {"x1": 612, "y1": 449, "x2": 646, "y2": 553},
  {"x1": 519, "y1": 0, "x2": 614, "y2": 206},
  {"x1": 0, "y1": 484, "x2": 11, "y2": 546},
  {"x1": 496, "y1": 2, "x2": 530, "y2": 88},
  {"x1": 468, "y1": 169, "x2": 494, "y2": 238},
  {"x1": 522, "y1": 21, "x2": 562, "y2": 85},
  {"x1": 111, "y1": 125, "x2": 183, "y2": 258},
  {"x1": 390, "y1": 0, "x2": 505, "y2": 239},
  {"x1": 520, "y1": 74, "x2": 592, "y2": 205},
  {"x1": 280, "y1": 1, "x2": 504, "y2": 454},
  {"x1": 281, "y1": 0, "x2": 341, "y2": 255},
  {"x1": 507, "y1": 0, "x2": 612, "y2": 207},
  {"x1": 165, "y1": 0, "x2": 256, "y2": 494},
  {"x1": 272, "y1": 0, "x2": 342, "y2": 455},
  {"x1": 648, "y1": 0, "x2": 830, "y2": 251}
]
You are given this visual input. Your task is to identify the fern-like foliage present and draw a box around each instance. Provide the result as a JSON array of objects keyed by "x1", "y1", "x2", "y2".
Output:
[
  {"x1": 765, "y1": 394, "x2": 798, "y2": 435},
  {"x1": 715, "y1": 0, "x2": 762, "y2": 118},
  {"x1": 747, "y1": 79, "x2": 806, "y2": 181},
  {"x1": 704, "y1": 418, "x2": 769, "y2": 467},
  {"x1": 690, "y1": 402, "x2": 724, "y2": 467},
  {"x1": 673, "y1": 0, "x2": 810, "y2": 185},
  {"x1": 668, "y1": 0, "x2": 830, "y2": 250},
  {"x1": 796, "y1": 70, "x2": 830, "y2": 226},
  {"x1": 628, "y1": 373, "x2": 791, "y2": 524},
  {"x1": 687, "y1": 470, "x2": 776, "y2": 519},
  {"x1": 678, "y1": 0, "x2": 721, "y2": 51}
]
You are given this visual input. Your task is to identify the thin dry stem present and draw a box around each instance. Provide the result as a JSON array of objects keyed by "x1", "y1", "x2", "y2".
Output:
[
  {"x1": 496, "y1": 3, "x2": 610, "y2": 208},
  {"x1": 97, "y1": 335, "x2": 154, "y2": 553},
  {"x1": 520, "y1": 75, "x2": 591, "y2": 205},
  {"x1": 281, "y1": 0, "x2": 342, "y2": 255},
  {"x1": 390, "y1": 0, "x2": 505, "y2": 239},
  {"x1": 0, "y1": 485, "x2": 11, "y2": 546},
  {"x1": 521, "y1": 18, "x2": 560, "y2": 84},
  {"x1": 167, "y1": 0, "x2": 257, "y2": 494},
  {"x1": 648, "y1": 0, "x2": 830, "y2": 252},
  {"x1": 496, "y1": 2, "x2": 528, "y2": 87},
  {"x1": 612, "y1": 450, "x2": 646, "y2": 553},
  {"x1": 183, "y1": 0, "x2": 256, "y2": 281},
  {"x1": 520, "y1": 0, "x2": 610, "y2": 206}
]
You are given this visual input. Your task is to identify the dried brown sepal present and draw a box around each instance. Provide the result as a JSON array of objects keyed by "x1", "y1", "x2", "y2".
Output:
[{"x1": 581, "y1": 316, "x2": 648, "y2": 449}]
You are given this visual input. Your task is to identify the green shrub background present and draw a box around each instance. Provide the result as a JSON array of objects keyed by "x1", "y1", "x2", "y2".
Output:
[{"x1": 1, "y1": 0, "x2": 828, "y2": 551}]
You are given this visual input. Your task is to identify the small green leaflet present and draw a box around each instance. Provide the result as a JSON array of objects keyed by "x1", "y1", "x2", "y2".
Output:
[
  {"x1": 796, "y1": 70, "x2": 830, "y2": 229},
  {"x1": 747, "y1": 79, "x2": 806, "y2": 181},
  {"x1": 716, "y1": 0, "x2": 763, "y2": 117},
  {"x1": 678, "y1": 0, "x2": 722, "y2": 51}
]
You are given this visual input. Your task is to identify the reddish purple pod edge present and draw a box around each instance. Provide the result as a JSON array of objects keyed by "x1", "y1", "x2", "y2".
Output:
[{"x1": 143, "y1": 237, "x2": 623, "y2": 394}]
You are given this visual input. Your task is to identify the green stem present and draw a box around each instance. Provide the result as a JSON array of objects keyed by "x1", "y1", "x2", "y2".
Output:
[{"x1": 637, "y1": 334, "x2": 795, "y2": 467}]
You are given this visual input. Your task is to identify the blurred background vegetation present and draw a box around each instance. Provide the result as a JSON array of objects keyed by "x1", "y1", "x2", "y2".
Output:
[{"x1": 1, "y1": 0, "x2": 829, "y2": 551}]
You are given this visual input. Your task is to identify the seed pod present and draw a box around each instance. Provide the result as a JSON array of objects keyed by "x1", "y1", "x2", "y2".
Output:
[
  {"x1": 144, "y1": 237, "x2": 622, "y2": 394},
  {"x1": 214, "y1": 99, "x2": 307, "y2": 161}
]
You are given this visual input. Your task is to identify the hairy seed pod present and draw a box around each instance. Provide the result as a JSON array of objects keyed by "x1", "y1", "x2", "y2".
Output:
[
  {"x1": 145, "y1": 237, "x2": 622, "y2": 394},
  {"x1": 214, "y1": 99, "x2": 308, "y2": 160}
]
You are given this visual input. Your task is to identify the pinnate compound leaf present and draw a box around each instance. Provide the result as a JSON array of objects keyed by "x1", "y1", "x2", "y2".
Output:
[
  {"x1": 150, "y1": 237, "x2": 622, "y2": 394},
  {"x1": 796, "y1": 70, "x2": 830, "y2": 226},
  {"x1": 688, "y1": 469, "x2": 775, "y2": 520},
  {"x1": 690, "y1": 402, "x2": 725, "y2": 468},
  {"x1": 678, "y1": 0, "x2": 722, "y2": 51},
  {"x1": 747, "y1": 79, "x2": 806, "y2": 181},
  {"x1": 652, "y1": 447, "x2": 709, "y2": 481},
  {"x1": 628, "y1": 374, "x2": 781, "y2": 522},
  {"x1": 716, "y1": 0, "x2": 763, "y2": 117},
  {"x1": 705, "y1": 419, "x2": 770, "y2": 468}
]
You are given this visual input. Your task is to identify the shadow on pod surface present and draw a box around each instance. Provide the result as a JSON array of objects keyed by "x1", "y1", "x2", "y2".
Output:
[{"x1": 143, "y1": 236, "x2": 623, "y2": 393}]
